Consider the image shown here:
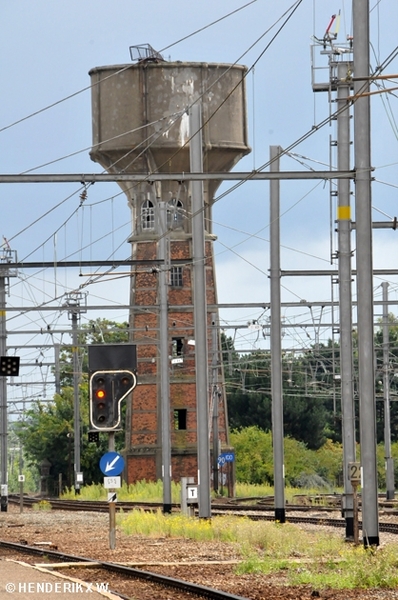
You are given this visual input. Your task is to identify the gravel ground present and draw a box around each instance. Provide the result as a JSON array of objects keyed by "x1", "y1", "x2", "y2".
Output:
[{"x1": 1, "y1": 505, "x2": 398, "y2": 600}]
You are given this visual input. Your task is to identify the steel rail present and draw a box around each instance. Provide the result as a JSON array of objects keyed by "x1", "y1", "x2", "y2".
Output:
[
  {"x1": 0, "y1": 540, "x2": 250, "y2": 600},
  {"x1": 7, "y1": 496, "x2": 172, "y2": 513},
  {"x1": 211, "y1": 511, "x2": 398, "y2": 535}
]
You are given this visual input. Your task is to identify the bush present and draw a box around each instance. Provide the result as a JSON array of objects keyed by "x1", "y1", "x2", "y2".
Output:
[
  {"x1": 231, "y1": 427, "x2": 324, "y2": 486},
  {"x1": 293, "y1": 473, "x2": 331, "y2": 489}
]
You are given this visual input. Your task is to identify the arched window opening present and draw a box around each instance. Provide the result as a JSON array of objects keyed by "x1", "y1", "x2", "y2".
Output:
[
  {"x1": 141, "y1": 199, "x2": 155, "y2": 230},
  {"x1": 167, "y1": 198, "x2": 184, "y2": 229}
]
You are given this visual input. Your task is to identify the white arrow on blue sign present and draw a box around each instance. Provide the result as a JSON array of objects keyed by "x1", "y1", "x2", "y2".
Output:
[{"x1": 99, "y1": 451, "x2": 125, "y2": 476}]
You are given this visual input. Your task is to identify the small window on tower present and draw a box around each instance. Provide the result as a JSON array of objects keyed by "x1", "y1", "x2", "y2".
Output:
[
  {"x1": 172, "y1": 337, "x2": 184, "y2": 357},
  {"x1": 174, "y1": 408, "x2": 187, "y2": 430},
  {"x1": 170, "y1": 266, "x2": 183, "y2": 287}
]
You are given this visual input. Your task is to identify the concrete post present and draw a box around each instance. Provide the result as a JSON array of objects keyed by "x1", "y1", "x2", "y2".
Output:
[
  {"x1": 158, "y1": 200, "x2": 172, "y2": 513},
  {"x1": 180, "y1": 476, "x2": 195, "y2": 516},
  {"x1": 190, "y1": 103, "x2": 211, "y2": 519},
  {"x1": 336, "y1": 61, "x2": 356, "y2": 539},
  {"x1": 353, "y1": 0, "x2": 379, "y2": 546},
  {"x1": 270, "y1": 145, "x2": 285, "y2": 523}
]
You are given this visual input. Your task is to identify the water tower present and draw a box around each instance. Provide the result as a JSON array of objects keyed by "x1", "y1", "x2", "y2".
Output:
[{"x1": 89, "y1": 48, "x2": 250, "y2": 483}]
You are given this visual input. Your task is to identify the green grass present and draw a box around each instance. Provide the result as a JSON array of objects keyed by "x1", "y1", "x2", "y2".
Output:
[
  {"x1": 61, "y1": 480, "x2": 341, "y2": 503},
  {"x1": 119, "y1": 510, "x2": 265, "y2": 543},
  {"x1": 236, "y1": 523, "x2": 398, "y2": 590},
  {"x1": 60, "y1": 481, "x2": 398, "y2": 590},
  {"x1": 117, "y1": 510, "x2": 398, "y2": 590},
  {"x1": 233, "y1": 482, "x2": 340, "y2": 503},
  {"x1": 286, "y1": 544, "x2": 398, "y2": 589},
  {"x1": 120, "y1": 509, "x2": 218, "y2": 540},
  {"x1": 61, "y1": 480, "x2": 182, "y2": 502},
  {"x1": 32, "y1": 499, "x2": 52, "y2": 511}
]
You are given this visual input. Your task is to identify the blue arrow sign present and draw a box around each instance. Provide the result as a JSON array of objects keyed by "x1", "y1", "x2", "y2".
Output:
[{"x1": 99, "y1": 451, "x2": 125, "y2": 476}]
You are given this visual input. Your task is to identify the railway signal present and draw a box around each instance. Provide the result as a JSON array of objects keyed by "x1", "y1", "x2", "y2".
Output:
[
  {"x1": 89, "y1": 370, "x2": 136, "y2": 430},
  {"x1": 0, "y1": 355, "x2": 20, "y2": 376}
]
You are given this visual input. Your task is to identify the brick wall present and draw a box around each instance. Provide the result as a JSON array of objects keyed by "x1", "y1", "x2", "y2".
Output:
[{"x1": 126, "y1": 234, "x2": 229, "y2": 484}]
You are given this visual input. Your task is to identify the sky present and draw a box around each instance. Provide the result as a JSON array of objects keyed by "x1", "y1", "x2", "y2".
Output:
[{"x1": 1, "y1": 0, "x2": 398, "y2": 412}]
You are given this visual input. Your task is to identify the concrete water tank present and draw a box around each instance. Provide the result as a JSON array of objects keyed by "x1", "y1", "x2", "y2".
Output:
[
  {"x1": 89, "y1": 61, "x2": 251, "y2": 199},
  {"x1": 88, "y1": 59, "x2": 250, "y2": 485}
]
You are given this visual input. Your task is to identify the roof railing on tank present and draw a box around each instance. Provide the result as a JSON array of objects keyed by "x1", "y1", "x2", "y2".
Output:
[{"x1": 129, "y1": 44, "x2": 165, "y2": 63}]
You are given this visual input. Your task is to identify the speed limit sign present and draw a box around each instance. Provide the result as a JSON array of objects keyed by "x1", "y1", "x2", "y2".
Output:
[{"x1": 218, "y1": 452, "x2": 235, "y2": 467}]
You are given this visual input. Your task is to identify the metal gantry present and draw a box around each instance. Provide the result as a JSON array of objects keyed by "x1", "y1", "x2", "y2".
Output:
[
  {"x1": 64, "y1": 292, "x2": 87, "y2": 494},
  {"x1": 336, "y1": 61, "x2": 356, "y2": 540},
  {"x1": 0, "y1": 249, "x2": 18, "y2": 511}
]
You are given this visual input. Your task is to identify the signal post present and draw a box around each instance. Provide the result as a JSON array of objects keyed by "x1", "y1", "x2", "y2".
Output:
[{"x1": 88, "y1": 345, "x2": 137, "y2": 549}]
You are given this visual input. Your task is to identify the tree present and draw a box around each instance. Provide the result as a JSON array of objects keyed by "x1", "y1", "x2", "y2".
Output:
[
  {"x1": 374, "y1": 313, "x2": 398, "y2": 444},
  {"x1": 15, "y1": 386, "x2": 114, "y2": 491},
  {"x1": 229, "y1": 426, "x2": 336, "y2": 486},
  {"x1": 223, "y1": 338, "x2": 330, "y2": 449},
  {"x1": 283, "y1": 393, "x2": 328, "y2": 450},
  {"x1": 225, "y1": 349, "x2": 272, "y2": 431},
  {"x1": 58, "y1": 318, "x2": 129, "y2": 388},
  {"x1": 16, "y1": 319, "x2": 130, "y2": 491},
  {"x1": 7, "y1": 425, "x2": 39, "y2": 492}
]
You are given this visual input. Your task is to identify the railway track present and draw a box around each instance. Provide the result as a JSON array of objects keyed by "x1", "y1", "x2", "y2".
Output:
[
  {"x1": 4, "y1": 494, "x2": 349, "y2": 513},
  {"x1": 8, "y1": 495, "x2": 398, "y2": 534},
  {"x1": 3, "y1": 499, "x2": 398, "y2": 599},
  {"x1": 8, "y1": 495, "x2": 166, "y2": 513},
  {"x1": 0, "y1": 540, "x2": 250, "y2": 600}
]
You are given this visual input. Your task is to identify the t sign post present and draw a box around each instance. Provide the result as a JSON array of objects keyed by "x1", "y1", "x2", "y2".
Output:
[{"x1": 100, "y1": 451, "x2": 124, "y2": 550}]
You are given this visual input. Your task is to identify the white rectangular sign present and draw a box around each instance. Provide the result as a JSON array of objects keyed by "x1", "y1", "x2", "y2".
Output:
[
  {"x1": 103, "y1": 476, "x2": 121, "y2": 489},
  {"x1": 171, "y1": 357, "x2": 183, "y2": 364},
  {"x1": 186, "y1": 485, "x2": 198, "y2": 503},
  {"x1": 348, "y1": 462, "x2": 361, "y2": 484}
]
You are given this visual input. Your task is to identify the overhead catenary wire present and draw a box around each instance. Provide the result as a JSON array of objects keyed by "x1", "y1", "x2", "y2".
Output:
[
  {"x1": 3, "y1": 2, "x2": 398, "y2": 394},
  {"x1": 8, "y1": 1, "x2": 307, "y2": 285},
  {"x1": 21, "y1": 113, "x2": 185, "y2": 175},
  {"x1": 0, "y1": 0, "x2": 259, "y2": 138},
  {"x1": 8, "y1": 0, "x2": 352, "y2": 296},
  {"x1": 3, "y1": 4, "x2": 398, "y2": 264},
  {"x1": 3, "y1": 2, "x2": 273, "y2": 277},
  {"x1": 9, "y1": 111, "x2": 185, "y2": 248}
]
